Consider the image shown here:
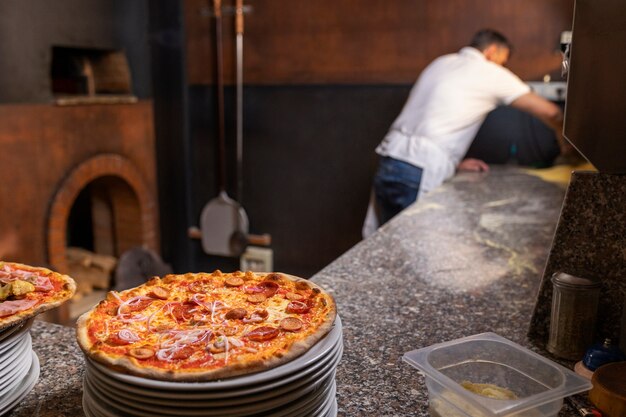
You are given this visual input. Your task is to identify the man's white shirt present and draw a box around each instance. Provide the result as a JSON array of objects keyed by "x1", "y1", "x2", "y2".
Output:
[{"x1": 375, "y1": 46, "x2": 530, "y2": 195}]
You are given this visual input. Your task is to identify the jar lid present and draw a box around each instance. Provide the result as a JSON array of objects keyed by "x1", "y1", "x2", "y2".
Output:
[{"x1": 551, "y1": 272, "x2": 601, "y2": 289}]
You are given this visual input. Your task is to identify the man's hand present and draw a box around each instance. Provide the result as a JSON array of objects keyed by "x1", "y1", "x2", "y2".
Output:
[{"x1": 458, "y1": 158, "x2": 489, "y2": 172}]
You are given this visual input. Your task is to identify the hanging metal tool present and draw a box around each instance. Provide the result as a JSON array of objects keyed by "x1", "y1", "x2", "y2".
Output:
[
  {"x1": 191, "y1": 0, "x2": 270, "y2": 256},
  {"x1": 197, "y1": 0, "x2": 249, "y2": 257},
  {"x1": 235, "y1": 0, "x2": 244, "y2": 206}
]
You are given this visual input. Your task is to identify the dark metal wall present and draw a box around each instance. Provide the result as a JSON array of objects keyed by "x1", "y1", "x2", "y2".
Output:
[
  {"x1": 148, "y1": 0, "x2": 196, "y2": 272},
  {"x1": 187, "y1": 85, "x2": 408, "y2": 276}
]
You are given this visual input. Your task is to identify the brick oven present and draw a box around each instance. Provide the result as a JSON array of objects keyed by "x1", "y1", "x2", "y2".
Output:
[
  {"x1": 0, "y1": 103, "x2": 159, "y2": 323},
  {"x1": 0, "y1": 0, "x2": 157, "y2": 323}
]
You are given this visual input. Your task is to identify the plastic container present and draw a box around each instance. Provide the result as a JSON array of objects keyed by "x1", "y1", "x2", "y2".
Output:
[{"x1": 403, "y1": 333, "x2": 592, "y2": 417}]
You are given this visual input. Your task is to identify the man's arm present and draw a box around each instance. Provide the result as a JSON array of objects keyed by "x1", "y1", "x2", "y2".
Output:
[{"x1": 510, "y1": 92, "x2": 572, "y2": 154}]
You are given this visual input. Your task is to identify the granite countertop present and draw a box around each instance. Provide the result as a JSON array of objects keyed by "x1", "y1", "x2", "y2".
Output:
[
  {"x1": 312, "y1": 167, "x2": 581, "y2": 416},
  {"x1": 8, "y1": 166, "x2": 584, "y2": 417}
]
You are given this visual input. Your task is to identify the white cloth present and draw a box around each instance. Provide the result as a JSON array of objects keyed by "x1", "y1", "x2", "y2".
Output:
[
  {"x1": 375, "y1": 47, "x2": 530, "y2": 194},
  {"x1": 363, "y1": 47, "x2": 530, "y2": 238},
  {"x1": 362, "y1": 190, "x2": 378, "y2": 238}
]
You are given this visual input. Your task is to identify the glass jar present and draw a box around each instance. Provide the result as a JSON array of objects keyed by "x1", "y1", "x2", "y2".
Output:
[{"x1": 547, "y1": 272, "x2": 601, "y2": 360}]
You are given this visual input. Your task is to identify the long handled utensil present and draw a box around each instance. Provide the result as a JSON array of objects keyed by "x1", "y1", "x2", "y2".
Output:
[
  {"x1": 235, "y1": 0, "x2": 244, "y2": 206},
  {"x1": 199, "y1": 0, "x2": 250, "y2": 257}
]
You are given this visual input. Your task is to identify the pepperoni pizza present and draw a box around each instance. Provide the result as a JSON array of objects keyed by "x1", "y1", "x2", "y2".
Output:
[{"x1": 76, "y1": 270, "x2": 337, "y2": 381}]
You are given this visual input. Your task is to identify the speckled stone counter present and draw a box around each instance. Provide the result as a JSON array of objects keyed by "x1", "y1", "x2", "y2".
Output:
[
  {"x1": 8, "y1": 167, "x2": 584, "y2": 416},
  {"x1": 311, "y1": 167, "x2": 583, "y2": 416},
  {"x1": 9, "y1": 320, "x2": 85, "y2": 416}
]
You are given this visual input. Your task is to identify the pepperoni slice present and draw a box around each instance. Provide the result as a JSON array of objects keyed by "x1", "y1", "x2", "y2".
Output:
[
  {"x1": 259, "y1": 281, "x2": 279, "y2": 297},
  {"x1": 170, "y1": 302, "x2": 197, "y2": 322},
  {"x1": 225, "y1": 276, "x2": 244, "y2": 287},
  {"x1": 149, "y1": 286, "x2": 170, "y2": 300},
  {"x1": 285, "y1": 292, "x2": 304, "y2": 301},
  {"x1": 225, "y1": 308, "x2": 247, "y2": 320},
  {"x1": 129, "y1": 347, "x2": 155, "y2": 359},
  {"x1": 243, "y1": 281, "x2": 279, "y2": 297},
  {"x1": 170, "y1": 345, "x2": 195, "y2": 360},
  {"x1": 286, "y1": 300, "x2": 311, "y2": 314},
  {"x1": 246, "y1": 326, "x2": 279, "y2": 342},
  {"x1": 280, "y1": 317, "x2": 303, "y2": 332}
]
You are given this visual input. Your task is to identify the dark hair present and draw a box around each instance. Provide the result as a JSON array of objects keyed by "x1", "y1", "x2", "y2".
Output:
[{"x1": 469, "y1": 29, "x2": 513, "y2": 52}]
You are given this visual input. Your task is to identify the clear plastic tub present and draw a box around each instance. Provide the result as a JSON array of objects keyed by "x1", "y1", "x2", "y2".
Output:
[{"x1": 403, "y1": 333, "x2": 592, "y2": 417}]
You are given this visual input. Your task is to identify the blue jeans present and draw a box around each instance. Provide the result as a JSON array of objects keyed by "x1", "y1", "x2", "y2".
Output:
[{"x1": 373, "y1": 157, "x2": 423, "y2": 225}]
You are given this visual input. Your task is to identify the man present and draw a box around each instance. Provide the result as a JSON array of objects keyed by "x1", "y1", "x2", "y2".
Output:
[{"x1": 365, "y1": 29, "x2": 568, "y2": 234}]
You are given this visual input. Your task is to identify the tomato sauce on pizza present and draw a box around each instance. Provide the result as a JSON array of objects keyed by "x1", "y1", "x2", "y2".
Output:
[{"x1": 77, "y1": 270, "x2": 336, "y2": 381}]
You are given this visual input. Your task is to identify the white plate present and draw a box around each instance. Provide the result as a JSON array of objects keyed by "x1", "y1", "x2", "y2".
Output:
[
  {"x1": 305, "y1": 379, "x2": 337, "y2": 417},
  {"x1": 267, "y1": 374, "x2": 336, "y2": 417},
  {"x1": 90, "y1": 344, "x2": 341, "y2": 409},
  {"x1": 120, "y1": 374, "x2": 329, "y2": 416},
  {"x1": 0, "y1": 352, "x2": 40, "y2": 415},
  {"x1": 0, "y1": 320, "x2": 27, "y2": 344},
  {"x1": 82, "y1": 394, "x2": 98, "y2": 417},
  {"x1": 86, "y1": 338, "x2": 342, "y2": 405},
  {"x1": 83, "y1": 383, "x2": 122, "y2": 417},
  {"x1": 90, "y1": 315, "x2": 342, "y2": 392},
  {"x1": 87, "y1": 347, "x2": 342, "y2": 417},
  {"x1": 326, "y1": 395, "x2": 337, "y2": 417},
  {"x1": 0, "y1": 343, "x2": 32, "y2": 396},
  {"x1": 0, "y1": 318, "x2": 33, "y2": 343},
  {"x1": 86, "y1": 370, "x2": 336, "y2": 417},
  {"x1": 0, "y1": 333, "x2": 30, "y2": 380},
  {"x1": 0, "y1": 323, "x2": 31, "y2": 356}
]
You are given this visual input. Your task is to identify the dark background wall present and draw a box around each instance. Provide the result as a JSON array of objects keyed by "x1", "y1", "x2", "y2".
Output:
[
  {"x1": 158, "y1": 0, "x2": 575, "y2": 277},
  {"x1": 184, "y1": 0, "x2": 573, "y2": 85},
  {"x1": 185, "y1": 84, "x2": 406, "y2": 275}
]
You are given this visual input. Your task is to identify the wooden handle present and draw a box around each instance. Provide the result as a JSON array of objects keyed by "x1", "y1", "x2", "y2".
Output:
[
  {"x1": 235, "y1": 0, "x2": 244, "y2": 35},
  {"x1": 189, "y1": 226, "x2": 271, "y2": 247},
  {"x1": 213, "y1": 0, "x2": 222, "y2": 18},
  {"x1": 247, "y1": 233, "x2": 271, "y2": 246},
  {"x1": 188, "y1": 226, "x2": 202, "y2": 239}
]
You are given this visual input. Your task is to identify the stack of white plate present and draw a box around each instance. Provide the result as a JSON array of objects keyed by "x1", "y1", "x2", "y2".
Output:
[
  {"x1": 0, "y1": 319, "x2": 40, "y2": 415},
  {"x1": 83, "y1": 315, "x2": 342, "y2": 417}
]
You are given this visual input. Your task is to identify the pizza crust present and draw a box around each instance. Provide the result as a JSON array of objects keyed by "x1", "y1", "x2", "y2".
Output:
[
  {"x1": 76, "y1": 271, "x2": 337, "y2": 382},
  {"x1": 0, "y1": 262, "x2": 77, "y2": 331}
]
